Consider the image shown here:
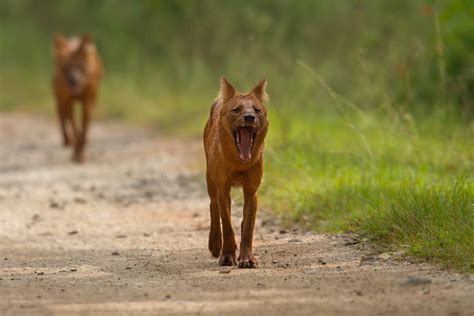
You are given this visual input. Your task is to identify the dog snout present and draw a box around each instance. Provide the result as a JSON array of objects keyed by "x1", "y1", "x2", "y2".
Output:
[
  {"x1": 66, "y1": 72, "x2": 79, "y2": 86},
  {"x1": 244, "y1": 114, "x2": 256, "y2": 124}
]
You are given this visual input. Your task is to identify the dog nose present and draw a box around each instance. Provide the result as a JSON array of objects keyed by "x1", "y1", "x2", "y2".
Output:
[
  {"x1": 244, "y1": 114, "x2": 256, "y2": 124},
  {"x1": 66, "y1": 72, "x2": 78, "y2": 86}
]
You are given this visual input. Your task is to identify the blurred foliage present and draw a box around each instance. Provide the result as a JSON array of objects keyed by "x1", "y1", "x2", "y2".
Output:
[
  {"x1": 0, "y1": 0, "x2": 473, "y2": 117},
  {"x1": 440, "y1": 0, "x2": 474, "y2": 116}
]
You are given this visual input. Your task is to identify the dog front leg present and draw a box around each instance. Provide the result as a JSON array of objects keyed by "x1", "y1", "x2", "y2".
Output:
[
  {"x1": 206, "y1": 172, "x2": 222, "y2": 258},
  {"x1": 239, "y1": 188, "x2": 258, "y2": 268},
  {"x1": 56, "y1": 99, "x2": 69, "y2": 147},
  {"x1": 73, "y1": 101, "x2": 92, "y2": 163},
  {"x1": 63, "y1": 100, "x2": 78, "y2": 146},
  {"x1": 217, "y1": 187, "x2": 236, "y2": 266}
]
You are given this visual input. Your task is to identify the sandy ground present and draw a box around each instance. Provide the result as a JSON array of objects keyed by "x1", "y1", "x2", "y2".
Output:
[{"x1": 0, "y1": 113, "x2": 472, "y2": 316}]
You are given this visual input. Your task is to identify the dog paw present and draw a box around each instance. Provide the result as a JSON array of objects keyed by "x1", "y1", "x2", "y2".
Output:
[
  {"x1": 238, "y1": 256, "x2": 258, "y2": 269},
  {"x1": 208, "y1": 237, "x2": 222, "y2": 258},
  {"x1": 63, "y1": 135, "x2": 77, "y2": 147},
  {"x1": 208, "y1": 226, "x2": 222, "y2": 258},
  {"x1": 219, "y1": 253, "x2": 237, "y2": 266},
  {"x1": 72, "y1": 152, "x2": 85, "y2": 163}
]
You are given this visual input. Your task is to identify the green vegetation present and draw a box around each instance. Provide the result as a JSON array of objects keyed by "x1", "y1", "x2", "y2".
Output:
[
  {"x1": 263, "y1": 105, "x2": 473, "y2": 271},
  {"x1": 1, "y1": 1, "x2": 472, "y2": 271}
]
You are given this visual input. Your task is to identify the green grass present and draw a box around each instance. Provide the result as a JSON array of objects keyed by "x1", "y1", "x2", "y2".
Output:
[
  {"x1": 262, "y1": 105, "x2": 473, "y2": 272},
  {"x1": 358, "y1": 181, "x2": 473, "y2": 271}
]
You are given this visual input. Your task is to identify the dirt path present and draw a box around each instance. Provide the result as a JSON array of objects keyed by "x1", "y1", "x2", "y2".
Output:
[{"x1": 0, "y1": 113, "x2": 472, "y2": 316}]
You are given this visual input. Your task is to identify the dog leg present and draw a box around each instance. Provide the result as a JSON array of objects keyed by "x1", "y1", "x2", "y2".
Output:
[
  {"x1": 56, "y1": 99, "x2": 70, "y2": 147},
  {"x1": 217, "y1": 187, "x2": 236, "y2": 266},
  {"x1": 206, "y1": 173, "x2": 222, "y2": 258},
  {"x1": 73, "y1": 102, "x2": 91, "y2": 163},
  {"x1": 239, "y1": 188, "x2": 258, "y2": 268},
  {"x1": 63, "y1": 100, "x2": 78, "y2": 147}
]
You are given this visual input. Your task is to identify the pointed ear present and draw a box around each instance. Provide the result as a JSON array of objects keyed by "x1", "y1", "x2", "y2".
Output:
[
  {"x1": 79, "y1": 33, "x2": 96, "y2": 54},
  {"x1": 250, "y1": 79, "x2": 268, "y2": 103},
  {"x1": 53, "y1": 34, "x2": 66, "y2": 50},
  {"x1": 219, "y1": 77, "x2": 236, "y2": 103},
  {"x1": 81, "y1": 33, "x2": 92, "y2": 45}
]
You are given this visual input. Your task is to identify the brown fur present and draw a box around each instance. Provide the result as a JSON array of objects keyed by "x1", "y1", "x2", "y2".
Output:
[
  {"x1": 52, "y1": 33, "x2": 103, "y2": 163},
  {"x1": 203, "y1": 77, "x2": 269, "y2": 268}
]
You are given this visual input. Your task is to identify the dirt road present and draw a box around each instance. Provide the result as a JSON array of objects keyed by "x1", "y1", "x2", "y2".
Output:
[{"x1": 0, "y1": 113, "x2": 472, "y2": 315}]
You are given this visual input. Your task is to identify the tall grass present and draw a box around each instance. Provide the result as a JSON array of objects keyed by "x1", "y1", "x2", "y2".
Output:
[
  {"x1": 262, "y1": 108, "x2": 473, "y2": 271},
  {"x1": 359, "y1": 181, "x2": 473, "y2": 271},
  {"x1": 261, "y1": 70, "x2": 473, "y2": 271}
]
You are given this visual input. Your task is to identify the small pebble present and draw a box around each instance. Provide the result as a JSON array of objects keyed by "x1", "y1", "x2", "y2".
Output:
[
  {"x1": 50, "y1": 201, "x2": 60, "y2": 208},
  {"x1": 420, "y1": 288, "x2": 430, "y2": 294},
  {"x1": 378, "y1": 253, "x2": 391, "y2": 260}
]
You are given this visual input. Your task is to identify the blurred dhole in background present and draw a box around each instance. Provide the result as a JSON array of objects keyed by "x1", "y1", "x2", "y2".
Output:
[{"x1": 0, "y1": 0, "x2": 472, "y2": 271}]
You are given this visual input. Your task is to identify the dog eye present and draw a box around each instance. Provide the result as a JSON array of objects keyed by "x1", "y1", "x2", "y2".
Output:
[
  {"x1": 254, "y1": 107, "x2": 261, "y2": 114},
  {"x1": 231, "y1": 107, "x2": 241, "y2": 113}
]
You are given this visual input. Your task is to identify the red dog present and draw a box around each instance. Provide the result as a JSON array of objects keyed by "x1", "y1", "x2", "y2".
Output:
[
  {"x1": 204, "y1": 77, "x2": 269, "y2": 268},
  {"x1": 52, "y1": 33, "x2": 103, "y2": 162}
]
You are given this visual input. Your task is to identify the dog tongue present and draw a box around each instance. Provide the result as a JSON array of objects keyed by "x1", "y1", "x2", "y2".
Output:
[{"x1": 239, "y1": 127, "x2": 252, "y2": 162}]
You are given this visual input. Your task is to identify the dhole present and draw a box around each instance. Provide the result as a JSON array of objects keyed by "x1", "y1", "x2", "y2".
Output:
[
  {"x1": 204, "y1": 77, "x2": 269, "y2": 268},
  {"x1": 52, "y1": 33, "x2": 103, "y2": 163}
]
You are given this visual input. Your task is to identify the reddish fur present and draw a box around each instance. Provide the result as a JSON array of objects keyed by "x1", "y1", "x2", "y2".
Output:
[
  {"x1": 203, "y1": 77, "x2": 269, "y2": 268},
  {"x1": 52, "y1": 33, "x2": 103, "y2": 163}
]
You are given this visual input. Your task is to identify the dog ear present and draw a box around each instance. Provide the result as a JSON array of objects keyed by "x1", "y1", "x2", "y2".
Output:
[
  {"x1": 53, "y1": 34, "x2": 68, "y2": 59},
  {"x1": 250, "y1": 79, "x2": 268, "y2": 103},
  {"x1": 81, "y1": 33, "x2": 93, "y2": 44},
  {"x1": 79, "y1": 33, "x2": 96, "y2": 54},
  {"x1": 219, "y1": 77, "x2": 236, "y2": 103},
  {"x1": 53, "y1": 34, "x2": 66, "y2": 51}
]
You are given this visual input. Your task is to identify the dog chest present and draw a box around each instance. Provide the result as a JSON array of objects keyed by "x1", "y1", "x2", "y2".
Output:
[{"x1": 230, "y1": 171, "x2": 247, "y2": 187}]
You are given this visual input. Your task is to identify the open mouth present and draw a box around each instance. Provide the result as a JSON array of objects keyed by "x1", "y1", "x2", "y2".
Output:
[{"x1": 233, "y1": 126, "x2": 257, "y2": 162}]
